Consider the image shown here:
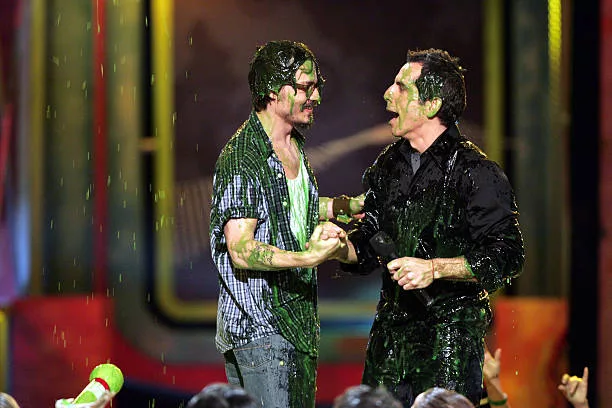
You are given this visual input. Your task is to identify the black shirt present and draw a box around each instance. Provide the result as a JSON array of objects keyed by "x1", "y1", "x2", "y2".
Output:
[{"x1": 346, "y1": 124, "x2": 524, "y2": 312}]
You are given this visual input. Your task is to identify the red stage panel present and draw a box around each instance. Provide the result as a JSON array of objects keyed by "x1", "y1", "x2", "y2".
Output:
[{"x1": 11, "y1": 296, "x2": 114, "y2": 407}]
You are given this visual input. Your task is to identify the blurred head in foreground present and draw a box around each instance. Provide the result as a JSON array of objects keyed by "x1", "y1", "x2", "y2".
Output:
[
  {"x1": 411, "y1": 387, "x2": 475, "y2": 408},
  {"x1": 0, "y1": 393, "x2": 20, "y2": 408},
  {"x1": 333, "y1": 384, "x2": 402, "y2": 408},
  {"x1": 187, "y1": 383, "x2": 258, "y2": 408}
]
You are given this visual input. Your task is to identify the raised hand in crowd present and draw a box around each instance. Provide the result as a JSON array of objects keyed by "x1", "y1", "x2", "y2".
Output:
[
  {"x1": 481, "y1": 347, "x2": 510, "y2": 408},
  {"x1": 558, "y1": 367, "x2": 589, "y2": 408}
]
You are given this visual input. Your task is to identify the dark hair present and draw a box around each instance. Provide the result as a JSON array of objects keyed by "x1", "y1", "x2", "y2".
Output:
[
  {"x1": 406, "y1": 48, "x2": 467, "y2": 127},
  {"x1": 186, "y1": 383, "x2": 258, "y2": 408},
  {"x1": 412, "y1": 387, "x2": 475, "y2": 408},
  {"x1": 333, "y1": 385, "x2": 403, "y2": 408},
  {"x1": 248, "y1": 40, "x2": 323, "y2": 111}
]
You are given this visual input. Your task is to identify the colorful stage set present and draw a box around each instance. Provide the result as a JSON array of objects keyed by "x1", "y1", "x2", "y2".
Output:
[{"x1": 0, "y1": 1, "x2": 609, "y2": 407}]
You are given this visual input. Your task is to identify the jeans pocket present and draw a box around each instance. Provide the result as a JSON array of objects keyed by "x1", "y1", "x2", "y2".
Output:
[{"x1": 233, "y1": 338, "x2": 273, "y2": 369}]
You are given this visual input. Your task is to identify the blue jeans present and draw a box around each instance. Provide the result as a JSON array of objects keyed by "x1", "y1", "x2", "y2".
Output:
[{"x1": 224, "y1": 334, "x2": 317, "y2": 408}]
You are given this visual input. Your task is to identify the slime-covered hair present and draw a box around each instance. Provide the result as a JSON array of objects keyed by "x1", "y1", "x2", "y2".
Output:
[
  {"x1": 248, "y1": 40, "x2": 323, "y2": 111},
  {"x1": 406, "y1": 48, "x2": 467, "y2": 127}
]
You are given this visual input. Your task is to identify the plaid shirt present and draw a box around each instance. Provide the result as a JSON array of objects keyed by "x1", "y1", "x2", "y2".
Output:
[{"x1": 209, "y1": 111, "x2": 320, "y2": 357}]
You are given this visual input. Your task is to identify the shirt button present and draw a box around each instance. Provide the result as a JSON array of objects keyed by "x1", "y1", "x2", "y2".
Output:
[
  {"x1": 277, "y1": 173, "x2": 283, "y2": 178},
  {"x1": 282, "y1": 201, "x2": 288, "y2": 207}
]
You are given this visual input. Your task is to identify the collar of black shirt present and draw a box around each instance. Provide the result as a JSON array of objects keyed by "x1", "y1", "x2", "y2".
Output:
[{"x1": 397, "y1": 124, "x2": 462, "y2": 170}]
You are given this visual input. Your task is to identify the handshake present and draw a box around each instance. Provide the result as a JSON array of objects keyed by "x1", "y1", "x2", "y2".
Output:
[
  {"x1": 302, "y1": 193, "x2": 364, "y2": 267},
  {"x1": 304, "y1": 220, "x2": 351, "y2": 267}
]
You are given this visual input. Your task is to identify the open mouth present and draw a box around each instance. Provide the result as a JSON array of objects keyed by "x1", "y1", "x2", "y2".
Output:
[{"x1": 387, "y1": 109, "x2": 399, "y2": 123}]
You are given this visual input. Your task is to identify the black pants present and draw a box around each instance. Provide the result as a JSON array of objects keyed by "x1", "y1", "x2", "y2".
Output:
[{"x1": 362, "y1": 301, "x2": 491, "y2": 406}]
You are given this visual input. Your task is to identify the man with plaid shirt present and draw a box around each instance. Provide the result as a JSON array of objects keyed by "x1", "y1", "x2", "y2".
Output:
[{"x1": 210, "y1": 40, "x2": 346, "y2": 408}]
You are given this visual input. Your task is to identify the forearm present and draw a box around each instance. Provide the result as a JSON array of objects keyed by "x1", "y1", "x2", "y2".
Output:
[
  {"x1": 319, "y1": 195, "x2": 364, "y2": 221},
  {"x1": 336, "y1": 214, "x2": 382, "y2": 274},
  {"x1": 484, "y1": 378, "x2": 510, "y2": 408},
  {"x1": 228, "y1": 239, "x2": 321, "y2": 270},
  {"x1": 319, "y1": 197, "x2": 334, "y2": 220},
  {"x1": 432, "y1": 256, "x2": 477, "y2": 281}
]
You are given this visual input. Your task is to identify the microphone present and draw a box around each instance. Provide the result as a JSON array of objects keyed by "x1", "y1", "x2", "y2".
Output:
[
  {"x1": 369, "y1": 231, "x2": 434, "y2": 307},
  {"x1": 71, "y1": 363, "x2": 124, "y2": 405}
]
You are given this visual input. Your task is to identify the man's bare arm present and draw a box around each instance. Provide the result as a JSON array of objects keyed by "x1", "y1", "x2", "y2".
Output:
[
  {"x1": 432, "y1": 257, "x2": 478, "y2": 281},
  {"x1": 224, "y1": 218, "x2": 342, "y2": 270},
  {"x1": 318, "y1": 194, "x2": 365, "y2": 222},
  {"x1": 392, "y1": 256, "x2": 477, "y2": 289}
]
